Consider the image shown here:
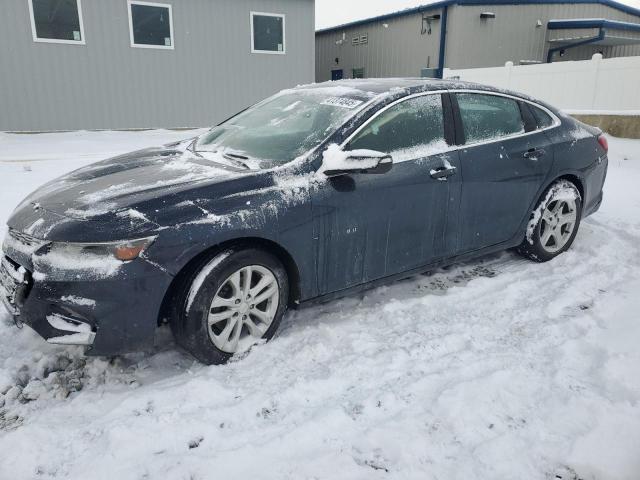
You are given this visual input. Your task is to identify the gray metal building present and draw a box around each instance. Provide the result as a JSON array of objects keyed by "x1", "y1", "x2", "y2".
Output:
[
  {"x1": 315, "y1": 0, "x2": 640, "y2": 82},
  {"x1": 0, "y1": 0, "x2": 314, "y2": 132}
]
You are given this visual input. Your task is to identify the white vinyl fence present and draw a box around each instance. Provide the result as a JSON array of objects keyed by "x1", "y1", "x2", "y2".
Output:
[{"x1": 444, "y1": 54, "x2": 640, "y2": 115}]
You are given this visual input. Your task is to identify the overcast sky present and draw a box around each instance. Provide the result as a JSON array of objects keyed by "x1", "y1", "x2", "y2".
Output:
[{"x1": 315, "y1": 0, "x2": 640, "y2": 29}]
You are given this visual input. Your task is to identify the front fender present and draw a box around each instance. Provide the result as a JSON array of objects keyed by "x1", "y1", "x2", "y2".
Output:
[
  {"x1": 143, "y1": 182, "x2": 317, "y2": 300},
  {"x1": 151, "y1": 223, "x2": 285, "y2": 277}
]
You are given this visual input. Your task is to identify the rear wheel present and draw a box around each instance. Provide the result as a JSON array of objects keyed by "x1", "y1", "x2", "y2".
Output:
[
  {"x1": 517, "y1": 180, "x2": 582, "y2": 262},
  {"x1": 170, "y1": 248, "x2": 288, "y2": 365}
]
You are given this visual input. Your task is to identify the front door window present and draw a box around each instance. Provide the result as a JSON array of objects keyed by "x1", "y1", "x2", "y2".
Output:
[{"x1": 347, "y1": 94, "x2": 447, "y2": 161}]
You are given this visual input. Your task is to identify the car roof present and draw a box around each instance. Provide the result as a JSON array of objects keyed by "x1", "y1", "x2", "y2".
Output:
[{"x1": 296, "y1": 78, "x2": 540, "y2": 103}]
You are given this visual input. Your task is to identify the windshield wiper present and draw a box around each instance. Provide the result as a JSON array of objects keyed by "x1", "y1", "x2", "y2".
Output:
[
  {"x1": 189, "y1": 141, "x2": 252, "y2": 170},
  {"x1": 222, "y1": 152, "x2": 252, "y2": 170}
]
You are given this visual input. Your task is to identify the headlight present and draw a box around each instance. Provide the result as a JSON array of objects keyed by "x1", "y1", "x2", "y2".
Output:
[
  {"x1": 50, "y1": 236, "x2": 157, "y2": 262},
  {"x1": 32, "y1": 236, "x2": 158, "y2": 281}
]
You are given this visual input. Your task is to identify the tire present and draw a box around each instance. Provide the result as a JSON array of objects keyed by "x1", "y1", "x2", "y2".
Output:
[
  {"x1": 169, "y1": 247, "x2": 289, "y2": 365},
  {"x1": 517, "y1": 180, "x2": 583, "y2": 263}
]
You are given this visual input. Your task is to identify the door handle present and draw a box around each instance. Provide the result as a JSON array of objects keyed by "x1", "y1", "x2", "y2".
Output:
[
  {"x1": 524, "y1": 148, "x2": 546, "y2": 160},
  {"x1": 430, "y1": 165, "x2": 457, "y2": 180}
]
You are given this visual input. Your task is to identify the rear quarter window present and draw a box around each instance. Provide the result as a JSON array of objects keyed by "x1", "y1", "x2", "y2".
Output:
[{"x1": 530, "y1": 105, "x2": 555, "y2": 129}]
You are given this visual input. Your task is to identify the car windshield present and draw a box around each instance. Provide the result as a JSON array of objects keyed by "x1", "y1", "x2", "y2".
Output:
[{"x1": 193, "y1": 89, "x2": 372, "y2": 169}]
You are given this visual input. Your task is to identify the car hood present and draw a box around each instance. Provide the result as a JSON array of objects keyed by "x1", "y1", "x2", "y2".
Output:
[{"x1": 6, "y1": 145, "x2": 258, "y2": 241}]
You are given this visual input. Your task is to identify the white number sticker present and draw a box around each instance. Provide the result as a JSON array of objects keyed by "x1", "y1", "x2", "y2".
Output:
[{"x1": 321, "y1": 97, "x2": 364, "y2": 109}]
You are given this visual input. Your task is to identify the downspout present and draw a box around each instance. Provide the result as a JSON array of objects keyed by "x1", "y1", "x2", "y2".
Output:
[
  {"x1": 546, "y1": 28, "x2": 606, "y2": 63},
  {"x1": 437, "y1": 5, "x2": 448, "y2": 78}
]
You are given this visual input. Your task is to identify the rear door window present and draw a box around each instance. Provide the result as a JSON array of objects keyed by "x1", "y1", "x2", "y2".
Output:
[{"x1": 456, "y1": 93, "x2": 525, "y2": 144}]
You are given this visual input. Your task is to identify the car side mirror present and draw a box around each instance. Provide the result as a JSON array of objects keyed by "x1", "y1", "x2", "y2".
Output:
[{"x1": 322, "y1": 150, "x2": 393, "y2": 178}]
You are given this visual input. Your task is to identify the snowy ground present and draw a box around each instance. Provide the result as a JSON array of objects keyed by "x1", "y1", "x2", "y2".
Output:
[{"x1": 0, "y1": 130, "x2": 639, "y2": 480}]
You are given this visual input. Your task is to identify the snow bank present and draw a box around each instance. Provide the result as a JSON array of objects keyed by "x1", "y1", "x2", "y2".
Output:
[{"x1": 0, "y1": 131, "x2": 639, "y2": 480}]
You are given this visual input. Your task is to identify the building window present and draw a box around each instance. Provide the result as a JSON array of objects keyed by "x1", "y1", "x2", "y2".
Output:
[
  {"x1": 128, "y1": 0, "x2": 174, "y2": 50},
  {"x1": 352, "y1": 68, "x2": 365, "y2": 79},
  {"x1": 251, "y1": 12, "x2": 285, "y2": 54},
  {"x1": 28, "y1": 0, "x2": 85, "y2": 45}
]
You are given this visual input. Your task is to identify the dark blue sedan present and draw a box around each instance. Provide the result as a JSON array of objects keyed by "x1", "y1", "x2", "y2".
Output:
[{"x1": 1, "y1": 79, "x2": 608, "y2": 364}]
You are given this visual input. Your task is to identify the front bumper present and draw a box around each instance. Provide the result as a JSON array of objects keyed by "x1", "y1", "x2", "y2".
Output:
[
  {"x1": 1, "y1": 231, "x2": 174, "y2": 356},
  {"x1": 0, "y1": 255, "x2": 31, "y2": 316}
]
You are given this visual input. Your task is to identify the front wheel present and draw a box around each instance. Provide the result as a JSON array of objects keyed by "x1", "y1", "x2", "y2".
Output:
[
  {"x1": 517, "y1": 180, "x2": 583, "y2": 262},
  {"x1": 170, "y1": 248, "x2": 289, "y2": 365}
]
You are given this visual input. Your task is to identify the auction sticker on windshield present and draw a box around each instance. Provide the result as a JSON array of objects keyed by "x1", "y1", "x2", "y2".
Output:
[{"x1": 321, "y1": 97, "x2": 364, "y2": 109}]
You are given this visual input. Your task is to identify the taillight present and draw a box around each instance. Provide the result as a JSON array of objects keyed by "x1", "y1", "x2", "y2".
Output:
[{"x1": 597, "y1": 134, "x2": 608, "y2": 154}]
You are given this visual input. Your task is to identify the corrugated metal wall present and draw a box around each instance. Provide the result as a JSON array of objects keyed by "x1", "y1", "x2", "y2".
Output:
[
  {"x1": 315, "y1": 2, "x2": 640, "y2": 81},
  {"x1": 446, "y1": 3, "x2": 640, "y2": 67},
  {"x1": 0, "y1": 0, "x2": 314, "y2": 131},
  {"x1": 315, "y1": 7, "x2": 443, "y2": 82}
]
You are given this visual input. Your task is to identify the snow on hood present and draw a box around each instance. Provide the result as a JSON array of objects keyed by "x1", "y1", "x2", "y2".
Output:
[{"x1": 12, "y1": 145, "x2": 241, "y2": 221}]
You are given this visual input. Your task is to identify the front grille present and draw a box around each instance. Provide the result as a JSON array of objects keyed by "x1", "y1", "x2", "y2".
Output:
[
  {"x1": 2, "y1": 229, "x2": 48, "y2": 265},
  {"x1": 0, "y1": 255, "x2": 33, "y2": 316},
  {"x1": 8, "y1": 229, "x2": 42, "y2": 247}
]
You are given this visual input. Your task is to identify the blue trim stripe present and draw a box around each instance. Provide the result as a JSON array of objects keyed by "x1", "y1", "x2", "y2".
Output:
[
  {"x1": 548, "y1": 18, "x2": 640, "y2": 31},
  {"x1": 315, "y1": 0, "x2": 640, "y2": 34},
  {"x1": 547, "y1": 28, "x2": 606, "y2": 62},
  {"x1": 436, "y1": 5, "x2": 449, "y2": 78}
]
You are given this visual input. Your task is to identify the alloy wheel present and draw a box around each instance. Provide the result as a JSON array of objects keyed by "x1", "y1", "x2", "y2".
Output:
[
  {"x1": 207, "y1": 265, "x2": 279, "y2": 353},
  {"x1": 539, "y1": 197, "x2": 578, "y2": 254}
]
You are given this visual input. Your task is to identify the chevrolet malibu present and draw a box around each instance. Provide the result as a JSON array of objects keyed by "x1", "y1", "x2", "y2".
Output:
[{"x1": 0, "y1": 79, "x2": 608, "y2": 364}]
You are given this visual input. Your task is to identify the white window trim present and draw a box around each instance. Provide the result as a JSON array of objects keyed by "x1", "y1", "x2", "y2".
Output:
[
  {"x1": 250, "y1": 11, "x2": 286, "y2": 55},
  {"x1": 28, "y1": 0, "x2": 86, "y2": 45},
  {"x1": 127, "y1": 0, "x2": 174, "y2": 50}
]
